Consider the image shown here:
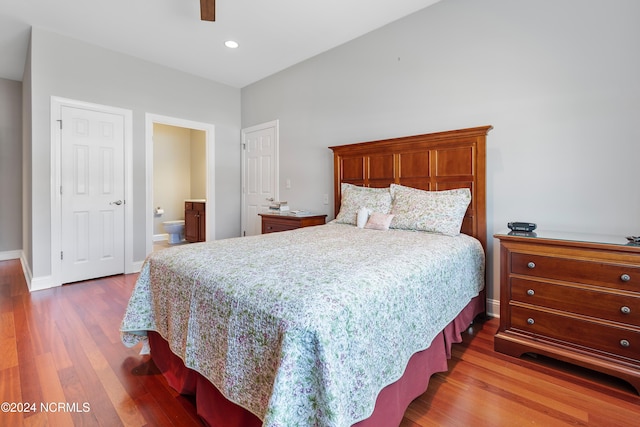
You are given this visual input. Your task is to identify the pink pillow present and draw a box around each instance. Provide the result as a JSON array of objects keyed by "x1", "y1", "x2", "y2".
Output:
[{"x1": 364, "y1": 213, "x2": 394, "y2": 231}]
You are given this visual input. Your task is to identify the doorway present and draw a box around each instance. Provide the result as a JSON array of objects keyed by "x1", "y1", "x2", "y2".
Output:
[{"x1": 144, "y1": 114, "x2": 215, "y2": 256}]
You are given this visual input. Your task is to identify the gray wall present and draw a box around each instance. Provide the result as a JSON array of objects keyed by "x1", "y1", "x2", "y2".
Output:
[
  {"x1": 241, "y1": 0, "x2": 640, "y2": 312},
  {"x1": 26, "y1": 27, "x2": 241, "y2": 280},
  {"x1": 0, "y1": 78, "x2": 22, "y2": 254}
]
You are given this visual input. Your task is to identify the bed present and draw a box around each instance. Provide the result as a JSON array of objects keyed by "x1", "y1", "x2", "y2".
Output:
[{"x1": 121, "y1": 125, "x2": 493, "y2": 427}]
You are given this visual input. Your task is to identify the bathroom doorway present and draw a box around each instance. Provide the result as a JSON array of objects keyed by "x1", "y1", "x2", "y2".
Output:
[{"x1": 145, "y1": 114, "x2": 215, "y2": 256}]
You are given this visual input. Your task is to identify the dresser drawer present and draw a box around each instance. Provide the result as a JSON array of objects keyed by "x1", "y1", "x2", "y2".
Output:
[
  {"x1": 511, "y1": 252, "x2": 640, "y2": 292},
  {"x1": 510, "y1": 305, "x2": 640, "y2": 361},
  {"x1": 263, "y1": 220, "x2": 298, "y2": 233},
  {"x1": 511, "y1": 278, "x2": 640, "y2": 327},
  {"x1": 260, "y1": 213, "x2": 326, "y2": 234}
]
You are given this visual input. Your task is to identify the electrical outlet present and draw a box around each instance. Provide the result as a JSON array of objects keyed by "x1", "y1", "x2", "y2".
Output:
[
  {"x1": 323, "y1": 194, "x2": 329, "y2": 205},
  {"x1": 285, "y1": 178, "x2": 291, "y2": 189}
]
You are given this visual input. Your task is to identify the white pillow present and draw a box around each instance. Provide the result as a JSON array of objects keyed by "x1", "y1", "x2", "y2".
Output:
[
  {"x1": 334, "y1": 183, "x2": 392, "y2": 225},
  {"x1": 356, "y1": 207, "x2": 371, "y2": 228},
  {"x1": 389, "y1": 184, "x2": 471, "y2": 236}
]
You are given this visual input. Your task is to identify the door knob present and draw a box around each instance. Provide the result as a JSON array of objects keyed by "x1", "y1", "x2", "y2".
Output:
[{"x1": 110, "y1": 200, "x2": 123, "y2": 206}]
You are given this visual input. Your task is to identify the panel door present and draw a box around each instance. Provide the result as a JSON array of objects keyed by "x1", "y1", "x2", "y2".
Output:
[
  {"x1": 60, "y1": 106, "x2": 125, "y2": 283},
  {"x1": 242, "y1": 122, "x2": 278, "y2": 236}
]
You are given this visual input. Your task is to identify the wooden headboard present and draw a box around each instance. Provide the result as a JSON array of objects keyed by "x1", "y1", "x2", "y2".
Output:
[{"x1": 329, "y1": 126, "x2": 492, "y2": 251}]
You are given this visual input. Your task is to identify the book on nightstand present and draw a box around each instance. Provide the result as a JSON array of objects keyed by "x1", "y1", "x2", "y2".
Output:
[
  {"x1": 268, "y1": 201, "x2": 289, "y2": 212},
  {"x1": 289, "y1": 210, "x2": 312, "y2": 216}
]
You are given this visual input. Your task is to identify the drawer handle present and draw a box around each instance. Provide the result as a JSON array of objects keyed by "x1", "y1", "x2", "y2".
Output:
[
  {"x1": 620, "y1": 339, "x2": 630, "y2": 348},
  {"x1": 527, "y1": 262, "x2": 536, "y2": 269},
  {"x1": 621, "y1": 306, "x2": 631, "y2": 315},
  {"x1": 527, "y1": 289, "x2": 535, "y2": 296},
  {"x1": 527, "y1": 318, "x2": 535, "y2": 325},
  {"x1": 620, "y1": 274, "x2": 631, "y2": 282}
]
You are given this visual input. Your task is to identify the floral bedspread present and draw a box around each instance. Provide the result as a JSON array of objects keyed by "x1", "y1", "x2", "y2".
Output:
[{"x1": 120, "y1": 223, "x2": 484, "y2": 427}]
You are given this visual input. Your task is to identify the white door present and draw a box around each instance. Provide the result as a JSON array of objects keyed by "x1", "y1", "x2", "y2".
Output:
[
  {"x1": 60, "y1": 106, "x2": 125, "y2": 283},
  {"x1": 241, "y1": 121, "x2": 279, "y2": 236}
]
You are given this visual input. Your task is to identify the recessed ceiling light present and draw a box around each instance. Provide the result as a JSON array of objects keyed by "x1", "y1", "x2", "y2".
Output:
[{"x1": 225, "y1": 40, "x2": 239, "y2": 49}]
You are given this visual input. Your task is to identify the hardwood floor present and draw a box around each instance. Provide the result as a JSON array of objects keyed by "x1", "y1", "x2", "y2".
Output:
[{"x1": 1, "y1": 259, "x2": 638, "y2": 426}]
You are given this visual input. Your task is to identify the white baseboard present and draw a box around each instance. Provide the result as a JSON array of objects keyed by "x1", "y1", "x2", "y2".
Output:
[
  {"x1": 153, "y1": 233, "x2": 168, "y2": 242},
  {"x1": 0, "y1": 249, "x2": 22, "y2": 261},
  {"x1": 129, "y1": 260, "x2": 145, "y2": 273},
  {"x1": 3, "y1": 249, "x2": 144, "y2": 291},
  {"x1": 486, "y1": 297, "x2": 499, "y2": 318},
  {"x1": 29, "y1": 275, "x2": 58, "y2": 291}
]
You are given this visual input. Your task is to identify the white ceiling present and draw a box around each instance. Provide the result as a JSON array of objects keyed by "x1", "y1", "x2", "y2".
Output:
[{"x1": 0, "y1": 0, "x2": 441, "y2": 88}]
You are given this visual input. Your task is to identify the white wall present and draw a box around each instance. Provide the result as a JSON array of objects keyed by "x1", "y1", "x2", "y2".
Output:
[
  {"x1": 26, "y1": 27, "x2": 241, "y2": 282},
  {"x1": 241, "y1": 0, "x2": 640, "y2": 314},
  {"x1": 0, "y1": 78, "x2": 22, "y2": 257}
]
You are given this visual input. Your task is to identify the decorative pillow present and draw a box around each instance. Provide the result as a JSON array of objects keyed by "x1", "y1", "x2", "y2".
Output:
[
  {"x1": 364, "y1": 213, "x2": 394, "y2": 231},
  {"x1": 334, "y1": 183, "x2": 392, "y2": 225},
  {"x1": 389, "y1": 184, "x2": 471, "y2": 236},
  {"x1": 356, "y1": 207, "x2": 371, "y2": 228}
]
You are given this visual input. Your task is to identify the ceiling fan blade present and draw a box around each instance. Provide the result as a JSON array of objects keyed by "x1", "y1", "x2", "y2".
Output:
[{"x1": 200, "y1": 0, "x2": 215, "y2": 21}]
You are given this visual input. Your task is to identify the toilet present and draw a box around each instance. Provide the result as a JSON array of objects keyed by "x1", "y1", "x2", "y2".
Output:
[{"x1": 162, "y1": 220, "x2": 185, "y2": 244}]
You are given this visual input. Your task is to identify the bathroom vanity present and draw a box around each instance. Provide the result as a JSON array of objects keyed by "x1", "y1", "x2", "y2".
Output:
[{"x1": 185, "y1": 200, "x2": 206, "y2": 242}]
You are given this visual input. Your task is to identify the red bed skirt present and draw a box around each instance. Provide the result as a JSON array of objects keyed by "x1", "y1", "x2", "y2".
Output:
[{"x1": 148, "y1": 295, "x2": 484, "y2": 427}]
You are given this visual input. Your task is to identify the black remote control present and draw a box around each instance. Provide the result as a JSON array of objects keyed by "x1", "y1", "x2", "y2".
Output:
[{"x1": 508, "y1": 222, "x2": 537, "y2": 232}]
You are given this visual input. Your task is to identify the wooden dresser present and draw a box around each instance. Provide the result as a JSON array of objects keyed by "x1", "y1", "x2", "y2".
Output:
[
  {"x1": 494, "y1": 230, "x2": 640, "y2": 394},
  {"x1": 259, "y1": 213, "x2": 326, "y2": 234}
]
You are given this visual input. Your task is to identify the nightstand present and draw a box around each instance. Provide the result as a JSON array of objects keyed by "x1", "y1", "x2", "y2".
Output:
[
  {"x1": 494, "y1": 230, "x2": 640, "y2": 394},
  {"x1": 259, "y1": 213, "x2": 327, "y2": 234}
]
